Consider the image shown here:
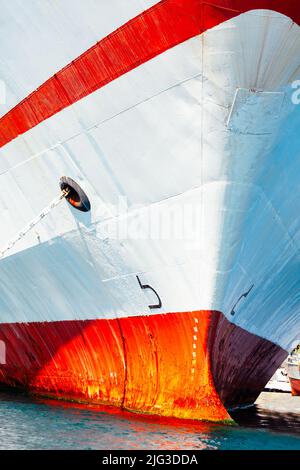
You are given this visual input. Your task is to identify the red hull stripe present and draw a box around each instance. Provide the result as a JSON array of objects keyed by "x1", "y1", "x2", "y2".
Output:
[
  {"x1": 0, "y1": 0, "x2": 299, "y2": 149},
  {"x1": 290, "y1": 377, "x2": 300, "y2": 396},
  {"x1": 0, "y1": 310, "x2": 287, "y2": 421},
  {"x1": 0, "y1": 311, "x2": 231, "y2": 422}
]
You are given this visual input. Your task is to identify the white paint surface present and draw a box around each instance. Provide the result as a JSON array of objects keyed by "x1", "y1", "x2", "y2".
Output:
[
  {"x1": 0, "y1": 0, "x2": 160, "y2": 118},
  {"x1": 0, "y1": 10, "x2": 300, "y2": 354}
]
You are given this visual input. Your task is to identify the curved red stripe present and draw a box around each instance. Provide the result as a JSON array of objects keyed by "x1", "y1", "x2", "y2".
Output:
[{"x1": 0, "y1": 0, "x2": 299, "y2": 149}]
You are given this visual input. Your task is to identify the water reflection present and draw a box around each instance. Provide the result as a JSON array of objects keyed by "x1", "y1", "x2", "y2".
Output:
[
  {"x1": 232, "y1": 404, "x2": 300, "y2": 435},
  {"x1": 0, "y1": 392, "x2": 300, "y2": 450}
]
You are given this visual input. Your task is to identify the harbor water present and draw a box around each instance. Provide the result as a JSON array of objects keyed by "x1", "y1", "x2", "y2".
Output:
[{"x1": 0, "y1": 391, "x2": 300, "y2": 450}]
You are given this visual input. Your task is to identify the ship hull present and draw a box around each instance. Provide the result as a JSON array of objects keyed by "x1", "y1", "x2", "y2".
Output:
[
  {"x1": 0, "y1": 310, "x2": 286, "y2": 422},
  {"x1": 0, "y1": 0, "x2": 300, "y2": 423},
  {"x1": 290, "y1": 379, "x2": 300, "y2": 397},
  {"x1": 288, "y1": 361, "x2": 300, "y2": 397}
]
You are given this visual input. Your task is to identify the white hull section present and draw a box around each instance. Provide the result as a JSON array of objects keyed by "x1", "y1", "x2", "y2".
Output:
[
  {"x1": 0, "y1": 0, "x2": 159, "y2": 118},
  {"x1": 0, "y1": 7, "x2": 300, "y2": 355}
]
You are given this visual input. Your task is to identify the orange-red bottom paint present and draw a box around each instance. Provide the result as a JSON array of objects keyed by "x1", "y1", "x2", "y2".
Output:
[
  {"x1": 290, "y1": 378, "x2": 300, "y2": 396},
  {"x1": 0, "y1": 311, "x2": 286, "y2": 423}
]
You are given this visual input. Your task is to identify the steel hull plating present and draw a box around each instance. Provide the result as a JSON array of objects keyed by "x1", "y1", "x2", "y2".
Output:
[
  {"x1": 290, "y1": 379, "x2": 300, "y2": 396},
  {"x1": 0, "y1": 1, "x2": 300, "y2": 422},
  {"x1": 288, "y1": 360, "x2": 300, "y2": 396},
  {"x1": 0, "y1": 311, "x2": 286, "y2": 422}
]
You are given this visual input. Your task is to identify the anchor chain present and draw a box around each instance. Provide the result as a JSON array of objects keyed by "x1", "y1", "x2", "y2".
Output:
[{"x1": 0, "y1": 189, "x2": 69, "y2": 259}]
